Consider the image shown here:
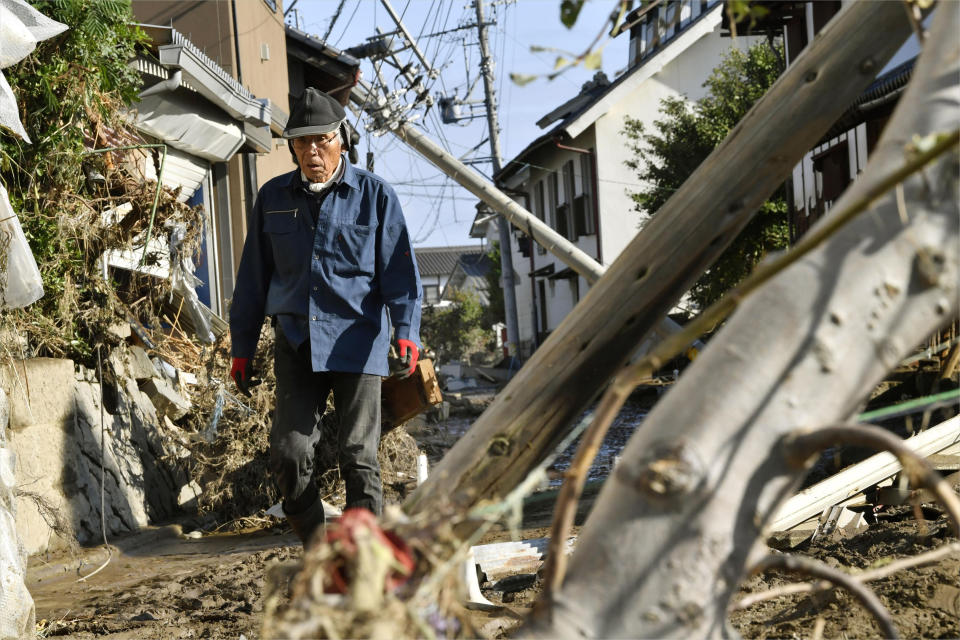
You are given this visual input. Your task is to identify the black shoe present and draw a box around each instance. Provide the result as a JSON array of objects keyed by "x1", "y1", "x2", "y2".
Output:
[{"x1": 284, "y1": 497, "x2": 325, "y2": 547}]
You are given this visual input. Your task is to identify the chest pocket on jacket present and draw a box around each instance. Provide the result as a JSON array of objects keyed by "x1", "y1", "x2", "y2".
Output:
[
  {"x1": 334, "y1": 224, "x2": 375, "y2": 277},
  {"x1": 263, "y1": 209, "x2": 298, "y2": 233},
  {"x1": 263, "y1": 210, "x2": 301, "y2": 271}
]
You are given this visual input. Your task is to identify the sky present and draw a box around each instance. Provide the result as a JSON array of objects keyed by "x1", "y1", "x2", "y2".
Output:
[{"x1": 287, "y1": 0, "x2": 629, "y2": 248}]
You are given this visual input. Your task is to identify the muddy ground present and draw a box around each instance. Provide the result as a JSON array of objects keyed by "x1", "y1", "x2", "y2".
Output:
[
  {"x1": 26, "y1": 393, "x2": 960, "y2": 639},
  {"x1": 730, "y1": 505, "x2": 960, "y2": 640},
  {"x1": 28, "y1": 503, "x2": 958, "y2": 639}
]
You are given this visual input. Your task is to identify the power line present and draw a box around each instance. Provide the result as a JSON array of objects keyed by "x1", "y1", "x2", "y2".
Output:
[
  {"x1": 397, "y1": 191, "x2": 479, "y2": 202},
  {"x1": 332, "y1": 0, "x2": 361, "y2": 47},
  {"x1": 322, "y1": 0, "x2": 348, "y2": 42}
]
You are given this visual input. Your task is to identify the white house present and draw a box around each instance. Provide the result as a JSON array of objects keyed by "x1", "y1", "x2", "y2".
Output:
[
  {"x1": 415, "y1": 245, "x2": 485, "y2": 306},
  {"x1": 485, "y1": 0, "x2": 757, "y2": 356},
  {"x1": 733, "y1": 1, "x2": 926, "y2": 241}
]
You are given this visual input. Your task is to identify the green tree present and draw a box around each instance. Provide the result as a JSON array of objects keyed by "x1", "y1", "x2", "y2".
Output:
[
  {"x1": 483, "y1": 241, "x2": 504, "y2": 326},
  {"x1": 623, "y1": 41, "x2": 789, "y2": 307},
  {"x1": 420, "y1": 289, "x2": 492, "y2": 363}
]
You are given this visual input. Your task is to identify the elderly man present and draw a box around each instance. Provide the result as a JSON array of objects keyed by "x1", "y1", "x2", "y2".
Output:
[{"x1": 229, "y1": 88, "x2": 422, "y2": 545}]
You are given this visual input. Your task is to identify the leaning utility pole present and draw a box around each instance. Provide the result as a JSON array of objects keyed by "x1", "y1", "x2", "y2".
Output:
[{"x1": 474, "y1": 0, "x2": 520, "y2": 359}]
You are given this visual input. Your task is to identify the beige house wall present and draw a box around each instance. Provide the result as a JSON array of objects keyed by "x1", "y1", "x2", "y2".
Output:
[
  {"x1": 132, "y1": 1, "x2": 237, "y2": 75},
  {"x1": 131, "y1": 0, "x2": 294, "y2": 293},
  {"x1": 233, "y1": 0, "x2": 294, "y2": 188},
  {"x1": 228, "y1": 155, "x2": 248, "y2": 279}
]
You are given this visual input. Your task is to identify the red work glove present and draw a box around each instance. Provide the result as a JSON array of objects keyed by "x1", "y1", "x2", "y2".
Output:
[
  {"x1": 230, "y1": 357, "x2": 261, "y2": 397},
  {"x1": 396, "y1": 339, "x2": 419, "y2": 378}
]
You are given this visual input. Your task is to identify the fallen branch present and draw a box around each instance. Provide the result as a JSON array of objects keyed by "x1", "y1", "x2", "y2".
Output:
[
  {"x1": 527, "y1": 3, "x2": 959, "y2": 635},
  {"x1": 750, "y1": 553, "x2": 899, "y2": 640},
  {"x1": 781, "y1": 423, "x2": 960, "y2": 534}
]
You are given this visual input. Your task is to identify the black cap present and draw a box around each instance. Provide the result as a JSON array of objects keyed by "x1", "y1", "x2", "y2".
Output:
[{"x1": 283, "y1": 88, "x2": 346, "y2": 139}]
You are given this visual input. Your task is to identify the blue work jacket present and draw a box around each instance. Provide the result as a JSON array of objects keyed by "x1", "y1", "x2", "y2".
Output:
[{"x1": 229, "y1": 159, "x2": 422, "y2": 376}]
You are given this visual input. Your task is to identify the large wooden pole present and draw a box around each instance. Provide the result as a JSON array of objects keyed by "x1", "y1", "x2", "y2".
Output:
[
  {"x1": 530, "y1": 3, "x2": 959, "y2": 635},
  {"x1": 404, "y1": 1, "x2": 916, "y2": 518}
]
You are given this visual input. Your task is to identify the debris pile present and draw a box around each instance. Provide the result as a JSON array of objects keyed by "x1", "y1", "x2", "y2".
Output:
[{"x1": 265, "y1": 504, "x2": 476, "y2": 640}]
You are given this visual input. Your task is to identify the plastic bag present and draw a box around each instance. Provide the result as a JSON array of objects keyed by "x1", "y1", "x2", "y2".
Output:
[
  {"x1": 168, "y1": 223, "x2": 215, "y2": 344},
  {"x1": 0, "y1": 0, "x2": 68, "y2": 142},
  {"x1": 0, "y1": 71, "x2": 28, "y2": 142},
  {"x1": 0, "y1": 0, "x2": 67, "y2": 68},
  {"x1": 0, "y1": 183, "x2": 44, "y2": 309}
]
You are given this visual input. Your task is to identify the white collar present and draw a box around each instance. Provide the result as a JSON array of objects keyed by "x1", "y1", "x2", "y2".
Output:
[{"x1": 301, "y1": 156, "x2": 344, "y2": 193}]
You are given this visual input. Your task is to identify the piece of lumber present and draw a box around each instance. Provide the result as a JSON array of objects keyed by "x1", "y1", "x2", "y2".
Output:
[
  {"x1": 405, "y1": 0, "x2": 918, "y2": 520},
  {"x1": 770, "y1": 416, "x2": 960, "y2": 532}
]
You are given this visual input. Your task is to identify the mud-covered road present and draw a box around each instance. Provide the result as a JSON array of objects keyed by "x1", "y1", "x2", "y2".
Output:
[
  {"x1": 28, "y1": 500, "x2": 959, "y2": 639},
  {"x1": 29, "y1": 524, "x2": 297, "y2": 639},
  {"x1": 26, "y1": 399, "x2": 959, "y2": 638}
]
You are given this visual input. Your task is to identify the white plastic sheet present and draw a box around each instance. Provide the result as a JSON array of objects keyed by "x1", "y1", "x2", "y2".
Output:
[
  {"x1": 1, "y1": 388, "x2": 35, "y2": 640},
  {"x1": 0, "y1": 0, "x2": 67, "y2": 142},
  {"x1": 169, "y1": 223, "x2": 214, "y2": 344},
  {"x1": 0, "y1": 72, "x2": 28, "y2": 142},
  {"x1": 0, "y1": 183, "x2": 44, "y2": 309}
]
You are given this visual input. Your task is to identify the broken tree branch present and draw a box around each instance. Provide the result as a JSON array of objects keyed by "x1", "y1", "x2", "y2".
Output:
[
  {"x1": 749, "y1": 553, "x2": 899, "y2": 640},
  {"x1": 527, "y1": 1, "x2": 959, "y2": 636},
  {"x1": 734, "y1": 541, "x2": 960, "y2": 610},
  {"x1": 781, "y1": 423, "x2": 960, "y2": 534}
]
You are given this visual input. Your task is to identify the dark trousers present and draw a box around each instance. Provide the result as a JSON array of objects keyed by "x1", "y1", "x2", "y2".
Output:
[{"x1": 270, "y1": 326, "x2": 382, "y2": 516}]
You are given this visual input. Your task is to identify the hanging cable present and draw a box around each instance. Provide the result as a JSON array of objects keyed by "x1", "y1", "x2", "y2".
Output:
[
  {"x1": 322, "y1": 0, "x2": 349, "y2": 41},
  {"x1": 333, "y1": 0, "x2": 362, "y2": 47},
  {"x1": 78, "y1": 345, "x2": 112, "y2": 582}
]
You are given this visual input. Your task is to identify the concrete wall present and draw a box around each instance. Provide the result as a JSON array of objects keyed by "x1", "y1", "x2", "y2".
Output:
[{"x1": 0, "y1": 354, "x2": 190, "y2": 556}]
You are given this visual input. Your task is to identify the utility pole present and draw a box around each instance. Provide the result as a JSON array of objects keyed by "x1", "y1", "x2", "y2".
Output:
[
  {"x1": 474, "y1": 0, "x2": 520, "y2": 361},
  {"x1": 350, "y1": 78, "x2": 701, "y2": 348}
]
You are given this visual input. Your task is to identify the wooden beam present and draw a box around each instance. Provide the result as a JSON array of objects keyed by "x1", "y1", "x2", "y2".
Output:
[{"x1": 406, "y1": 0, "x2": 917, "y2": 518}]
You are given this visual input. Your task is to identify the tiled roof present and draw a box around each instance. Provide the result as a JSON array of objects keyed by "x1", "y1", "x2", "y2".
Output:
[
  {"x1": 442, "y1": 253, "x2": 494, "y2": 305},
  {"x1": 458, "y1": 252, "x2": 493, "y2": 278},
  {"x1": 415, "y1": 245, "x2": 484, "y2": 277}
]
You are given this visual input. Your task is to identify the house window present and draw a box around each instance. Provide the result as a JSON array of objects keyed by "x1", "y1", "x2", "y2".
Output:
[
  {"x1": 423, "y1": 284, "x2": 441, "y2": 305},
  {"x1": 813, "y1": 140, "x2": 850, "y2": 212},
  {"x1": 559, "y1": 160, "x2": 577, "y2": 241},
  {"x1": 663, "y1": 0, "x2": 680, "y2": 40},
  {"x1": 573, "y1": 153, "x2": 595, "y2": 236},
  {"x1": 784, "y1": 7, "x2": 808, "y2": 65},
  {"x1": 533, "y1": 180, "x2": 547, "y2": 254},
  {"x1": 641, "y1": 9, "x2": 660, "y2": 60},
  {"x1": 812, "y1": 1, "x2": 841, "y2": 34}
]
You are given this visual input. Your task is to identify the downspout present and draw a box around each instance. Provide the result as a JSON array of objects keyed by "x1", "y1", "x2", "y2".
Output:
[
  {"x1": 230, "y1": 0, "x2": 243, "y2": 83},
  {"x1": 554, "y1": 138, "x2": 602, "y2": 265}
]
